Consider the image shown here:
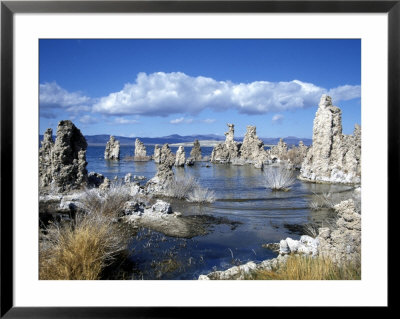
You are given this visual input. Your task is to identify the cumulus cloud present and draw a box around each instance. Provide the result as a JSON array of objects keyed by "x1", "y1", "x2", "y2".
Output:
[
  {"x1": 170, "y1": 117, "x2": 193, "y2": 124},
  {"x1": 112, "y1": 117, "x2": 139, "y2": 124},
  {"x1": 92, "y1": 72, "x2": 360, "y2": 117},
  {"x1": 202, "y1": 118, "x2": 216, "y2": 124},
  {"x1": 40, "y1": 82, "x2": 92, "y2": 109},
  {"x1": 79, "y1": 115, "x2": 98, "y2": 125},
  {"x1": 272, "y1": 114, "x2": 284, "y2": 124}
]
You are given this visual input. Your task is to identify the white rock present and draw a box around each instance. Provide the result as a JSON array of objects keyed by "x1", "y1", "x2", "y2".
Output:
[{"x1": 151, "y1": 200, "x2": 172, "y2": 214}]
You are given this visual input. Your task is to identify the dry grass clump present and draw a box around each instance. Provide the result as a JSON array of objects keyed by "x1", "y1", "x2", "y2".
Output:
[
  {"x1": 164, "y1": 175, "x2": 198, "y2": 199},
  {"x1": 309, "y1": 190, "x2": 361, "y2": 214},
  {"x1": 165, "y1": 175, "x2": 217, "y2": 203},
  {"x1": 39, "y1": 183, "x2": 130, "y2": 280},
  {"x1": 187, "y1": 187, "x2": 216, "y2": 203},
  {"x1": 264, "y1": 167, "x2": 296, "y2": 191},
  {"x1": 80, "y1": 182, "x2": 131, "y2": 217},
  {"x1": 248, "y1": 255, "x2": 361, "y2": 280}
]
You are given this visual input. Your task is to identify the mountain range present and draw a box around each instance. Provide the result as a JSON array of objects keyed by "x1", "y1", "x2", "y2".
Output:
[{"x1": 39, "y1": 134, "x2": 312, "y2": 147}]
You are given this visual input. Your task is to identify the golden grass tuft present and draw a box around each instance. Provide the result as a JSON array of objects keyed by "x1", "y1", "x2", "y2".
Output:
[
  {"x1": 39, "y1": 185, "x2": 130, "y2": 280},
  {"x1": 247, "y1": 255, "x2": 361, "y2": 280}
]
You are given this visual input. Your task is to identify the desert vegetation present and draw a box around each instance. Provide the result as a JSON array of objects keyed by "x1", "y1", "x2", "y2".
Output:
[
  {"x1": 39, "y1": 185, "x2": 131, "y2": 280},
  {"x1": 309, "y1": 189, "x2": 361, "y2": 214},
  {"x1": 246, "y1": 254, "x2": 361, "y2": 280},
  {"x1": 263, "y1": 167, "x2": 296, "y2": 191},
  {"x1": 164, "y1": 175, "x2": 216, "y2": 203},
  {"x1": 187, "y1": 187, "x2": 216, "y2": 203}
]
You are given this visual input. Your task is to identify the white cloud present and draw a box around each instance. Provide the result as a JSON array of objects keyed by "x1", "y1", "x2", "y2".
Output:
[
  {"x1": 66, "y1": 105, "x2": 92, "y2": 113},
  {"x1": 92, "y1": 72, "x2": 361, "y2": 117},
  {"x1": 202, "y1": 118, "x2": 216, "y2": 124},
  {"x1": 170, "y1": 117, "x2": 184, "y2": 124},
  {"x1": 40, "y1": 82, "x2": 92, "y2": 109},
  {"x1": 112, "y1": 117, "x2": 139, "y2": 124},
  {"x1": 328, "y1": 85, "x2": 361, "y2": 101},
  {"x1": 79, "y1": 115, "x2": 98, "y2": 125},
  {"x1": 170, "y1": 117, "x2": 194, "y2": 124},
  {"x1": 272, "y1": 114, "x2": 284, "y2": 124}
]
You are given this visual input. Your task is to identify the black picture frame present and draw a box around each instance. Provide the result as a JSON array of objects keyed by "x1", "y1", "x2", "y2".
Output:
[{"x1": 1, "y1": 0, "x2": 395, "y2": 317}]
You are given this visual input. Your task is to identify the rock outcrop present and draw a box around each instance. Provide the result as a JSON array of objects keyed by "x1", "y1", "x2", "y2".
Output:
[
  {"x1": 300, "y1": 95, "x2": 361, "y2": 184},
  {"x1": 175, "y1": 146, "x2": 186, "y2": 167},
  {"x1": 39, "y1": 120, "x2": 88, "y2": 193},
  {"x1": 280, "y1": 141, "x2": 309, "y2": 169},
  {"x1": 134, "y1": 138, "x2": 150, "y2": 161},
  {"x1": 317, "y1": 199, "x2": 361, "y2": 265},
  {"x1": 269, "y1": 138, "x2": 288, "y2": 162},
  {"x1": 189, "y1": 139, "x2": 202, "y2": 161},
  {"x1": 39, "y1": 128, "x2": 54, "y2": 188},
  {"x1": 104, "y1": 136, "x2": 120, "y2": 160},
  {"x1": 198, "y1": 255, "x2": 289, "y2": 280},
  {"x1": 240, "y1": 125, "x2": 267, "y2": 162},
  {"x1": 277, "y1": 235, "x2": 319, "y2": 257},
  {"x1": 146, "y1": 144, "x2": 175, "y2": 194},
  {"x1": 211, "y1": 124, "x2": 240, "y2": 163},
  {"x1": 153, "y1": 145, "x2": 161, "y2": 163}
]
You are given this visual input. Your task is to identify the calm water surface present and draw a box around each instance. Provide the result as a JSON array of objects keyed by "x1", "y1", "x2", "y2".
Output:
[{"x1": 87, "y1": 145, "x2": 353, "y2": 279}]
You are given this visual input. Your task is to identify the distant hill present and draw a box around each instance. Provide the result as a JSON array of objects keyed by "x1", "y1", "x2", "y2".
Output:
[{"x1": 39, "y1": 134, "x2": 312, "y2": 147}]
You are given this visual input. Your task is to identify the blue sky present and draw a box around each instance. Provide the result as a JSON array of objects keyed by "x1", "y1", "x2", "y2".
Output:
[{"x1": 39, "y1": 39, "x2": 361, "y2": 138}]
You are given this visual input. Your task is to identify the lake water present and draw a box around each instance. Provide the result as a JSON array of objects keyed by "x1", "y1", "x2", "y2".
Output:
[{"x1": 87, "y1": 145, "x2": 353, "y2": 280}]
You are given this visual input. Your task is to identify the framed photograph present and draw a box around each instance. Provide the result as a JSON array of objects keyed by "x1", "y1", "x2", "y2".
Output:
[{"x1": 1, "y1": 0, "x2": 395, "y2": 316}]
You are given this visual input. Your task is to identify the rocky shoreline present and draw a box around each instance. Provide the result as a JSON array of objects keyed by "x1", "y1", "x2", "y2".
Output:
[{"x1": 199, "y1": 197, "x2": 361, "y2": 279}]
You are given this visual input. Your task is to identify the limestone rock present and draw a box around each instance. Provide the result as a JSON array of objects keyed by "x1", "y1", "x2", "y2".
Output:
[
  {"x1": 39, "y1": 128, "x2": 54, "y2": 188},
  {"x1": 317, "y1": 199, "x2": 361, "y2": 265},
  {"x1": 300, "y1": 95, "x2": 361, "y2": 184},
  {"x1": 104, "y1": 136, "x2": 120, "y2": 160},
  {"x1": 269, "y1": 138, "x2": 288, "y2": 161},
  {"x1": 153, "y1": 145, "x2": 161, "y2": 163},
  {"x1": 189, "y1": 139, "x2": 202, "y2": 161},
  {"x1": 159, "y1": 144, "x2": 175, "y2": 166},
  {"x1": 123, "y1": 200, "x2": 141, "y2": 216},
  {"x1": 280, "y1": 141, "x2": 309, "y2": 168},
  {"x1": 146, "y1": 144, "x2": 175, "y2": 194},
  {"x1": 134, "y1": 138, "x2": 150, "y2": 161},
  {"x1": 39, "y1": 120, "x2": 88, "y2": 193},
  {"x1": 211, "y1": 123, "x2": 240, "y2": 163},
  {"x1": 240, "y1": 125, "x2": 267, "y2": 162},
  {"x1": 175, "y1": 146, "x2": 186, "y2": 167},
  {"x1": 278, "y1": 235, "x2": 319, "y2": 257},
  {"x1": 150, "y1": 200, "x2": 172, "y2": 215}
]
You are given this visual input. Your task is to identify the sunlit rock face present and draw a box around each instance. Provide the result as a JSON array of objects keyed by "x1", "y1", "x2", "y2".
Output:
[
  {"x1": 39, "y1": 120, "x2": 88, "y2": 193},
  {"x1": 104, "y1": 135, "x2": 120, "y2": 160},
  {"x1": 190, "y1": 139, "x2": 202, "y2": 161},
  {"x1": 39, "y1": 128, "x2": 54, "y2": 188},
  {"x1": 240, "y1": 125, "x2": 267, "y2": 162},
  {"x1": 317, "y1": 199, "x2": 361, "y2": 265},
  {"x1": 300, "y1": 95, "x2": 361, "y2": 184},
  {"x1": 134, "y1": 138, "x2": 146, "y2": 157},
  {"x1": 133, "y1": 138, "x2": 151, "y2": 161},
  {"x1": 175, "y1": 146, "x2": 186, "y2": 167},
  {"x1": 211, "y1": 123, "x2": 240, "y2": 163},
  {"x1": 269, "y1": 138, "x2": 288, "y2": 161},
  {"x1": 153, "y1": 145, "x2": 161, "y2": 163},
  {"x1": 145, "y1": 143, "x2": 175, "y2": 194}
]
